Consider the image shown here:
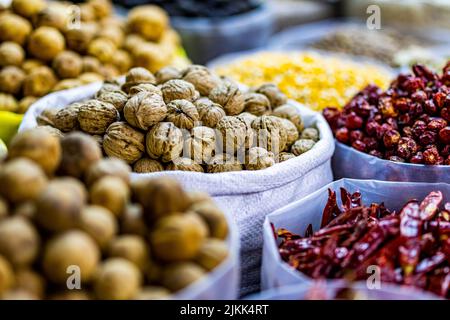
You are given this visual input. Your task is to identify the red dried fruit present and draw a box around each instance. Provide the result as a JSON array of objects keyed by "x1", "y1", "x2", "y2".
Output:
[
  {"x1": 412, "y1": 120, "x2": 427, "y2": 138},
  {"x1": 397, "y1": 137, "x2": 418, "y2": 160},
  {"x1": 383, "y1": 129, "x2": 401, "y2": 148},
  {"x1": 335, "y1": 127, "x2": 350, "y2": 143},
  {"x1": 363, "y1": 137, "x2": 378, "y2": 151},
  {"x1": 423, "y1": 147, "x2": 440, "y2": 165},
  {"x1": 345, "y1": 112, "x2": 363, "y2": 129},
  {"x1": 369, "y1": 150, "x2": 383, "y2": 158},
  {"x1": 427, "y1": 118, "x2": 447, "y2": 131},
  {"x1": 424, "y1": 100, "x2": 437, "y2": 114},
  {"x1": 351, "y1": 140, "x2": 366, "y2": 152},
  {"x1": 365, "y1": 121, "x2": 380, "y2": 137},
  {"x1": 439, "y1": 126, "x2": 450, "y2": 144},
  {"x1": 441, "y1": 108, "x2": 450, "y2": 122},
  {"x1": 411, "y1": 91, "x2": 427, "y2": 103},
  {"x1": 418, "y1": 131, "x2": 437, "y2": 146},
  {"x1": 349, "y1": 130, "x2": 364, "y2": 143},
  {"x1": 434, "y1": 92, "x2": 447, "y2": 108},
  {"x1": 410, "y1": 152, "x2": 424, "y2": 164}
]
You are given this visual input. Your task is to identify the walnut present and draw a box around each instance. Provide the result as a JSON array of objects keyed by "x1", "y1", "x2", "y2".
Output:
[
  {"x1": 0, "y1": 66, "x2": 25, "y2": 95},
  {"x1": 133, "y1": 42, "x2": 171, "y2": 74},
  {"x1": 243, "y1": 92, "x2": 271, "y2": 116},
  {"x1": 166, "y1": 99, "x2": 199, "y2": 129},
  {"x1": 122, "y1": 67, "x2": 156, "y2": 93},
  {"x1": 123, "y1": 34, "x2": 146, "y2": 52},
  {"x1": 96, "y1": 88, "x2": 128, "y2": 112},
  {"x1": 79, "y1": 72, "x2": 104, "y2": 84},
  {"x1": 272, "y1": 104, "x2": 304, "y2": 132},
  {"x1": 237, "y1": 112, "x2": 257, "y2": 127},
  {"x1": 189, "y1": 201, "x2": 228, "y2": 239},
  {"x1": 255, "y1": 83, "x2": 287, "y2": 108},
  {"x1": 291, "y1": 139, "x2": 316, "y2": 156},
  {"x1": 65, "y1": 23, "x2": 97, "y2": 54},
  {"x1": 161, "y1": 79, "x2": 199, "y2": 104},
  {"x1": 166, "y1": 158, "x2": 204, "y2": 172},
  {"x1": 58, "y1": 132, "x2": 102, "y2": 178},
  {"x1": 99, "y1": 63, "x2": 120, "y2": 80},
  {"x1": 161, "y1": 262, "x2": 205, "y2": 292},
  {"x1": 52, "y1": 79, "x2": 83, "y2": 92},
  {"x1": 124, "y1": 92, "x2": 167, "y2": 130},
  {"x1": 155, "y1": 66, "x2": 182, "y2": 85},
  {"x1": 32, "y1": 2, "x2": 71, "y2": 31},
  {"x1": 103, "y1": 122, "x2": 145, "y2": 164},
  {"x1": 52, "y1": 51, "x2": 83, "y2": 79},
  {"x1": 78, "y1": 99, "x2": 120, "y2": 135},
  {"x1": 96, "y1": 80, "x2": 121, "y2": 95},
  {"x1": 252, "y1": 115, "x2": 287, "y2": 153},
  {"x1": 183, "y1": 65, "x2": 221, "y2": 96},
  {"x1": 23, "y1": 66, "x2": 57, "y2": 97},
  {"x1": 97, "y1": 27, "x2": 124, "y2": 48},
  {"x1": 301, "y1": 127, "x2": 320, "y2": 142},
  {"x1": 17, "y1": 96, "x2": 38, "y2": 114},
  {"x1": 279, "y1": 118, "x2": 299, "y2": 147},
  {"x1": 88, "y1": 0, "x2": 113, "y2": 19},
  {"x1": 0, "y1": 42, "x2": 24, "y2": 67},
  {"x1": 0, "y1": 13, "x2": 32, "y2": 45},
  {"x1": 37, "y1": 108, "x2": 58, "y2": 126},
  {"x1": 216, "y1": 116, "x2": 252, "y2": 154},
  {"x1": 85, "y1": 157, "x2": 131, "y2": 186},
  {"x1": 28, "y1": 26, "x2": 65, "y2": 61},
  {"x1": 278, "y1": 152, "x2": 296, "y2": 162},
  {"x1": 195, "y1": 239, "x2": 229, "y2": 271},
  {"x1": 127, "y1": 5, "x2": 169, "y2": 41},
  {"x1": 90, "y1": 176, "x2": 129, "y2": 217},
  {"x1": 53, "y1": 102, "x2": 82, "y2": 132},
  {"x1": 82, "y1": 56, "x2": 101, "y2": 73},
  {"x1": 209, "y1": 81, "x2": 245, "y2": 115},
  {"x1": 206, "y1": 154, "x2": 243, "y2": 173},
  {"x1": 22, "y1": 59, "x2": 44, "y2": 74},
  {"x1": 37, "y1": 125, "x2": 64, "y2": 138},
  {"x1": 194, "y1": 98, "x2": 226, "y2": 128},
  {"x1": 87, "y1": 38, "x2": 116, "y2": 64},
  {"x1": 133, "y1": 158, "x2": 164, "y2": 173},
  {"x1": 128, "y1": 83, "x2": 162, "y2": 96},
  {"x1": 80, "y1": 205, "x2": 117, "y2": 249},
  {"x1": 146, "y1": 122, "x2": 184, "y2": 163},
  {"x1": 0, "y1": 93, "x2": 18, "y2": 112},
  {"x1": 186, "y1": 126, "x2": 216, "y2": 164},
  {"x1": 245, "y1": 147, "x2": 275, "y2": 170},
  {"x1": 11, "y1": 0, "x2": 46, "y2": 18},
  {"x1": 111, "y1": 50, "x2": 132, "y2": 74}
]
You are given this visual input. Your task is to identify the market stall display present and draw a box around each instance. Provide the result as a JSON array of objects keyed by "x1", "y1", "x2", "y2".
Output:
[
  {"x1": 0, "y1": 0, "x2": 186, "y2": 116},
  {"x1": 0, "y1": 127, "x2": 239, "y2": 300},
  {"x1": 213, "y1": 51, "x2": 391, "y2": 111}
]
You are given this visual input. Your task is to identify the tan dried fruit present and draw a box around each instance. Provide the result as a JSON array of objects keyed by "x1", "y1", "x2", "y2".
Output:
[
  {"x1": 301, "y1": 127, "x2": 320, "y2": 142},
  {"x1": 194, "y1": 98, "x2": 226, "y2": 128},
  {"x1": 23, "y1": 66, "x2": 57, "y2": 97},
  {"x1": 161, "y1": 79, "x2": 198, "y2": 104},
  {"x1": 291, "y1": 139, "x2": 316, "y2": 156},
  {"x1": 161, "y1": 262, "x2": 205, "y2": 292},
  {"x1": 112, "y1": 49, "x2": 132, "y2": 74},
  {"x1": 53, "y1": 102, "x2": 82, "y2": 132},
  {"x1": 80, "y1": 205, "x2": 117, "y2": 249},
  {"x1": 0, "y1": 158, "x2": 47, "y2": 204},
  {"x1": 52, "y1": 51, "x2": 83, "y2": 79},
  {"x1": 135, "y1": 286, "x2": 171, "y2": 300},
  {"x1": 183, "y1": 65, "x2": 220, "y2": 96},
  {"x1": 133, "y1": 158, "x2": 164, "y2": 173},
  {"x1": 0, "y1": 256, "x2": 14, "y2": 295},
  {"x1": 209, "y1": 81, "x2": 245, "y2": 115},
  {"x1": 190, "y1": 201, "x2": 228, "y2": 240},
  {"x1": 59, "y1": 132, "x2": 102, "y2": 178},
  {"x1": 85, "y1": 157, "x2": 131, "y2": 186},
  {"x1": 155, "y1": 66, "x2": 181, "y2": 85},
  {"x1": 151, "y1": 212, "x2": 208, "y2": 262},
  {"x1": 43, "y1": 230, "x2": 99, "y2": 284},
  {"x1": 272, "y1": 104, "x2": 304, "y2": 132},
  {"x1": 243, "y1": 92, "x2": 271, "y2": 116},
  {"x1": 65, "y1": 23, "x2": 97, "y2": 54},
  {"x1": 0, "y1": 13, "x2": 32, "y2": 45},
  {"x1": 128, "y1": 83, "x2": 162, "y2": 96},
  {"x1": 17, "y1": 96, "x2": 37, "y2": 114},
  {"x1": 90, "y1": 176, "x2": 129, "y2": 217},
  {"x1": 12, "y1": 0, "x2": 46, "y2": 18},
  {"x1": 35, "y1": 178, "x2": 86, "y2": 232},
  {"x1": 94, "y1": 258, "x2": 142, "y2": 300},
  {"x1": 108, "y1": 235, "x2": 149, "y2": 271},
  {"x1": 78, "y1": 99, "x2": 119, "y2": 134},
  {"x1": 278, "y1": 152, "x2": 296, "y2": 162},
  {"x1": 124, "y1": 92, "x2": 167, "y2": 130},
  {"x1": 13, "y1": 269, "x2": 46, "y2": 299},
  {"x1": 206, "y1": 153, "x2": 243, "y2": 173},
  {"x1": 0, "y1": 93, "x2": 18, "y2": 112},
  {"x1": 255, "y1": 83, "x2": 287, "y2": 108},
  {"x1": 280, "y1": 118, "x2": 299, "y2": 147},
  {"x1": 195, "y1": 239, "x2": 229, "y2": 271},
  {"x1": 122, "y1": 67, "x2": 156, "y2": 93},
  {"x1": 216, "y1": 116, "x2": 250, "y2": 154},
  {"x1": 127, "y1": 5, "x2": 169, "y2": 41},
  {"x1": 28, "y1": 26, "x2": 65, "y2": 61},
  {"x1": 0, "y1": 41, "x2": 24, "y2": 67},
  {"x1": 120, "y1": 204, "x2": 147, "y2": 237},
  {"x1": 252, "y1": 115, "x2": 287, "y2": 153},
  {"x1": 246, "y1": 147, "x2": 275, "y2": 170},
  {"x1": 87, "y1": 38, "x2": 116, "y2": 64},
  {"x1": 166, "y1": 99, "x2": 199, "y2": 129},
  {"x1": 166, "y1": 158, "x2": 204, "y2": 172},
  {"x1": 146, "y1": 122, "x2": 184, "y2": 163},
  {"x1": 103, "y1": 122, "x2": 145, "y2": 164},
  {"x1": 186, "y1": 126, "x2": 216, "y2": 163},
  {"x1": 8, "y1": 127, "x2": 61, "y2": 175},
  {"x1": 0, "y1": 216, "x2": 40, "y2": 267},
  {"x1": 0, "y1": 66, "x2": 25, "y2": 95},
  {"x1": 82, "y1": 56, "x2": 101, "y2": 73}
]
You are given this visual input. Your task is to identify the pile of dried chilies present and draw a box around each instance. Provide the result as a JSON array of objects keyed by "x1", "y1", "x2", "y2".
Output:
[{"x1": 276, "y1": 188, "x2": 450, "y2": 298}]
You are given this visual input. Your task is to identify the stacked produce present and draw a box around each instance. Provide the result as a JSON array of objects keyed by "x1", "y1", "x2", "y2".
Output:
[
  {"x1": 324, "y1": 63, "x2": 450, "y2": 165},
  {"x1": 215, "y1": 51, "x2": 391, "y2": 111},
  {"x1": 38, "y1": 65, "x2": 320, "y2": 173},
  {"x1": 0, "y1": 0, "x2": 183, "y2": 114},
  {"x1": 276, "y1": 188, "x2": 450, "y2": 298},
  {"x1": 0, "y1": 127, "x2": 231, "y2": 300}
]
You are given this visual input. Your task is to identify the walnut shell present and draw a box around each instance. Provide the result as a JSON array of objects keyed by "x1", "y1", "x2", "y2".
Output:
[
  {"x1": 133, "y1": 158, "x2": 164, "y2": 173},
  {"x1": 127, "y1": 5, "x2": 169, "y2": 41},
  {"x1": 128, "y1": 83, "x2": 162, "y2": 96},
  {"x1": 146, "y1": 122, "x2": 184, "y2": 163},
  {"x1": 166, "y1": 158, "x2": 204, "y2": 172},
  {"x1": 243, "y1": 92, "x2": 271, "y2": 116},
  {"x1": 28, "y1": 26, "x2": 65, "y2": 61},
  {"x1": 37, "y1": 108, "x2": 58, "y2": 126},
  {"x1": 216, "y1": 116, "x2": 252, "y2": 154},
  {"x1": 78, "y1": 72, "x2": 104, "y2": 84},
  {"x1": 52, "y1": 79, "x2": 83, "y2": 92},
  {"x1": 32, "y1": 2, "x2": 71, "y2": 31},
  {"x1": 37, "y1": 125, "x2": 64, "y2": 138},
  {"x1": 53, "y1": 102, "x2": 82, "y2": 132},
  {"x1": 280, "y1": 118, "x2": 299, "y2": 147},
  {"x1": 186, "y1": 126, "x2": 216, "y2": 164},
  {"x1": 183, "y1": 65, "x2": 220, "y2": 96},
  {"x1": 0, "y1": 93, "x2": 18, "y2": 112},
  {"x1": 87, "y1": 38, "x2": 116, "y2": 64},
  {"x1": 161, "y1": 79, "x2": 198, "y2": 104},
  {"x1": 206, "y1": 154, "x2": 243, "y2": 173},
  {"x1": 209, "y1": 81, "x2": 245, "y2": 115},
  {"x1": 301, "y1": 127, "x2": 320, "y2": 142},
  {"x1": 195, "y1": 239, "x2": 229, "y2": 271},
  {"x1": 80, "y1": 205, "x2": 117, "y2": 249},
  {"x1": 103, "y1": 122, "x2": 145, "y2": 164},
  {"x1": 96, "y1": 81, "x2": 121, "y2": 96},
  {"x1": 0, "y1": 13, "x2": 32, "y2": 45},
  {"x1": 89, "y1": 0, "x2": 113, "y2": 19},
  {"x1": 97, "y1": 27, "x2": 124, "y2": 47},
  {"x1": 252, "y1": 115, "x2": 287, "y2": 153},
  {"x1": 124, "y1": 92, "x2": 167, "y2": 130},
  {"x1": 122, "y1": 67, "x2": 156, "y2": 93},
  {"x1": 272, "y1": 104, "x2": 304, "y2": 132},
  {"x1": 85, "y1": 157, "x2": 131, "y2": 186},
  {"x1": 255, "y1": 83, "x2": 287, "y2": 108},
  {"x1": 194, "y1": 98, "x2": 226, "y2": 128},
  {"x1": 96, "y1": 89, "x2": 128, "y2": 112},
  {"x1": 90, "y1": 176, "x2": 129, "y2": 217},
  {"x1": 245, "y1": 147, "x2": 275, "y2": 170},
  {"x1": 161, "y1": 262, "x2": 205, "y2": 292},
  {"x1": 189, "y1": 201, "x2": 228, "y2": 239},
  {"x1": 123, "y1": 34, "x2": 146, "y2": 53},
  {"x1": 0, "y1": 66, "x2": 25, "y2": 95},
  {"x1": 237, "y1": 112, "x2": 257, "y2": 127},
  {"x1": 165, "y1": 99, "x2": 199, "y2": 129},
  {"x1": 0, "y1": 41, "x2": 25, "y2": 67},
  {"x1": 65, "y1": 23, "x2": 97, "y2": 54},
  {"x1": 81, "y1": 56, "x2": 101, "y2": 73},
  {"x1": 133, "y1": 42, "x2": 171, "y2": 74},
  {"x1": 291, "y1": 139, "x2": 316, "y2": 156},
  {"x1": 155, "y1": 66, "x2": 182, "y2": 85},
  {"x1": 112, "y1": 49, "x2": 132, "y2": 74},
  {"x1": 278, "y1": 152, "x2": 296, "y2": 162},
  {"x1": 52, "y1": 50, "x2": 83, "y2": 79},
  {"x1": 23, "y1": 66, "x2": 57, "y2": 97},
  {"x1": 11, "y1": 0, "x2": 46, "y2": 18},
  {"x1": 78, "y1": 99, "x2": 120, "y2": 135}
]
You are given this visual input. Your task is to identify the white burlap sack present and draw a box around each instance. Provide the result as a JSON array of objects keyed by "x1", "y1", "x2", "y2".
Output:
[
  {"x1": 262, "y1": 178, "x2": 450, "y2": 295},
  {"x1": 20, "y1": 83, "x2": 335, "y2": 296}
]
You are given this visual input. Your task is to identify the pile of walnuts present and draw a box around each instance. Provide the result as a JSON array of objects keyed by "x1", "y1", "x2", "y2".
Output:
[
  {"x1": 40, "y1": 65, "x2": 320, "y2": 173},
  {"x1": 0, "y1": 0, "x2": 182, "y2": 114},
  {"x1": 0, "y1": 127, "x2": 230, "y2": 300}
]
